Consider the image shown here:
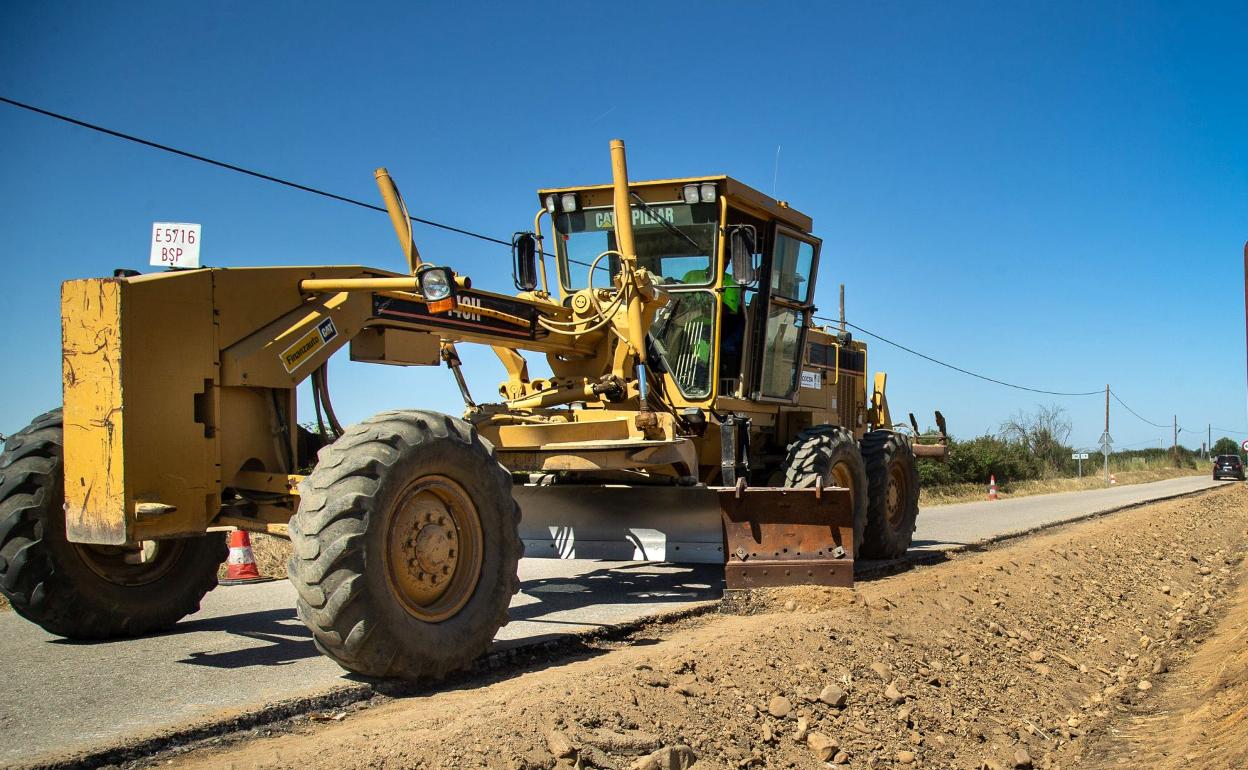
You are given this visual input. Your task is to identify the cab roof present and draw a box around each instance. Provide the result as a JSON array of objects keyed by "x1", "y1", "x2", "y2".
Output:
[{"x1": 537, "y1": 175, "x2": 813, "y2": 233}]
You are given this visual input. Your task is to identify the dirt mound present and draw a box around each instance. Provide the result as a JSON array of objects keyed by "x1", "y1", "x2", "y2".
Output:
[{"x1": 162, "y1": 484, "x2": 1246, "y2": 770}]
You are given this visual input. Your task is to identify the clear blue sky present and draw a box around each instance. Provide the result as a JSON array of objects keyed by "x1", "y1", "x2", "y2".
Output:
[{"x1": 2, "y1": 1, "x2": 1245, "y2": 450}]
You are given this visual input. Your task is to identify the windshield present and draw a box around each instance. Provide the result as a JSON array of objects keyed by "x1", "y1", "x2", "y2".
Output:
[{"x1": 555, "y1": 202, "x2": 719, "y2": 290}]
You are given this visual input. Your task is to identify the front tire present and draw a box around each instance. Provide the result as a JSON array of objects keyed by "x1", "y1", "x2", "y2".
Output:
[
  {"x1": 288, "y1": 410, "x2": 521, "y2": 680},
  {"x1": 782, "y1": 426, "x2": 869, "y2": 551},
  {"x1": 860, "y1": 430, "x2": 920, "y2": 559},
  {"x1": 0, "y1": 409, "x2": 227, "y2": 638}
]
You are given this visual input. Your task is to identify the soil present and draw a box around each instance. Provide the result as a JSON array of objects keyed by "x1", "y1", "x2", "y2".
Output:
[
  {"x1": 155, "y1": 484, "x2": 1248, "y2": 770},
  {"x1": 1081, "y1": 527, "x2": 1248, "y2": 770}
]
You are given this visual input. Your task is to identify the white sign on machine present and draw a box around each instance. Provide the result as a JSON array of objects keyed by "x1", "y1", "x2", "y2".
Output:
[{"x1": 149, "y1": 222, "x2": 201, "y2": 269}]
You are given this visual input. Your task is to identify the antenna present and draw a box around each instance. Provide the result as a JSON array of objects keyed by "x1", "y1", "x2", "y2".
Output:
[{"x1": 772, "y1": 145, "x2": 781, "y2": 198}]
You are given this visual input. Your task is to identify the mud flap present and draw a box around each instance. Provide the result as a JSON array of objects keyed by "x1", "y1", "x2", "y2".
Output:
[{"x1": 718, "y1": 483, "x2": 855, "y2": 589}]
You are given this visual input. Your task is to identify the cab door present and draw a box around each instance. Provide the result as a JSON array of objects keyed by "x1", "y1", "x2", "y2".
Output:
[{"x1": 749, "y1": 226, "x2": 820, "y2": 403}]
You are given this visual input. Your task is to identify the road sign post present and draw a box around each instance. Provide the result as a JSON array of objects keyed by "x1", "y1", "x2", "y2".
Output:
[{"x1": 1072, "y1": 452, "x2": 1089, "y2": 478}]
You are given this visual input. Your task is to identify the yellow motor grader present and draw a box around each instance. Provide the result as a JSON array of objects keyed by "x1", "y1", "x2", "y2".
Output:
[{"x1": 0, "y1": 140, "x2": 945, "y2": 679}]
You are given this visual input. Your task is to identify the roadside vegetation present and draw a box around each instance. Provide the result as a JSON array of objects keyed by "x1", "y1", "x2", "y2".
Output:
[{"x1": 918, "y1": 404, "x2": 1223, "y2": 505}]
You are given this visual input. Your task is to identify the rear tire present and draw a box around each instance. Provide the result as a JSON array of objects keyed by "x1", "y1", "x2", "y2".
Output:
[
  {"x1": 0, "y1": 409, "x2": 227, "y2": 638},
  {"x1": 860, "y1": 430, "x2": 920, "y2": 559},
  {"x1": 288, "y1": 410, "x2": 521, "y2": 680},
  {"x1": 782, "y1": 426, "x2": 869, "y2": 551}
]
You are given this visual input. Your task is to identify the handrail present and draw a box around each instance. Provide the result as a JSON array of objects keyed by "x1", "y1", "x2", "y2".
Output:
[{"x1": 532, "y1": 208, "x2": 551, "y2": 295}]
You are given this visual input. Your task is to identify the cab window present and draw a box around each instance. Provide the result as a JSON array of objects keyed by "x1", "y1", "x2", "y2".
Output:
[
  {"x1": 759, "y1": 304, "x2": 805, "y2": 399},
  {"x1": 555, "y1": 202, "x2": 719, "y2": 290},
  {"x1": 770, "y1": 232, "x2": 815, "y2": 303},
  {"x1": 651, "y1": 291, "x2": 715, "y2": 399}
]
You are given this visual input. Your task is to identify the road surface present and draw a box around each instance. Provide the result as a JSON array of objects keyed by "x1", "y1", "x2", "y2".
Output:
[{"x1": 0, "y1": 475, "x2": 1222, "y2": 767}]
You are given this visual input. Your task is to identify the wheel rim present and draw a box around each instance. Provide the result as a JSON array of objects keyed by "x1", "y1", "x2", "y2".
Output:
[
  {"x1": 885, "y1": 462, "x2": 910, "y2": 528},
  {"x1": 830, "y1": 462, "x2": 856, "y2": 510},
  {"x1": 384, "y1": 474, "x2": 483, "y2": 623},
  {"x1": 74, "y1": 540, "x2": 184, "y2": 586}
]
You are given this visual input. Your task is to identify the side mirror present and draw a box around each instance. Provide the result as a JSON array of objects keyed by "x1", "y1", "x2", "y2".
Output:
[
  {"x1": 512, "y1": 232, "x2": 538, "y2": 292},
  {"x1": 729, "y1": 226, "x2": 758, "y2": 286}
]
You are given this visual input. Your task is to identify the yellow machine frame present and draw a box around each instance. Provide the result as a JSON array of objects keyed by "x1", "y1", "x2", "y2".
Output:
[{"x1": 59, "y1": 140, "x2": 926, "y2": 555}]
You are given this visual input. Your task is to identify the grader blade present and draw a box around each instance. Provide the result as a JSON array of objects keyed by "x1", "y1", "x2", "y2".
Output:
[
  {"x1": 718, "y1": 484, "x2": 855, "y2": 589},
  {"x1": 513, "y1": 484, "x2": 726, "y2": 563}
]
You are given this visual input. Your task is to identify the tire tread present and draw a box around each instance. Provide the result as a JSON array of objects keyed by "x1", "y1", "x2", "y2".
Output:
[
  {"x1": 0, "y1": 409, "x2": 226, "y2": 639},
  {"x1": 288, "y1": 410, "x2": 521, "y2": 680}
]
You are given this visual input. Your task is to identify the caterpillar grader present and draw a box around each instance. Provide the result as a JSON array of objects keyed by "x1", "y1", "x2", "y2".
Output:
[{"x1": 0, "y1": 140, "x2": 946, "y2": 680}]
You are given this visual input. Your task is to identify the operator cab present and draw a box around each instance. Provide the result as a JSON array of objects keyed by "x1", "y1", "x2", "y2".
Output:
[{"x1": 540, "y1": 176, "x2": 820, "y2": 408}]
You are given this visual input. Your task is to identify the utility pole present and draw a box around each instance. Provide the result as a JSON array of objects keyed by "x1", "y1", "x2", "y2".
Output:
[
  {"x1": 1104, "y1": 384, "x2": 1110, "y2": 485},
  {"x1": 838, "y1": 284, "x2": 846, "y2": 334},
  {"x1": 1208, "y1": 423, "x2": 1212, "y2": 459},
  {"x1": 1173, "y1": 415, "x2": 1178, "y2": 464}
]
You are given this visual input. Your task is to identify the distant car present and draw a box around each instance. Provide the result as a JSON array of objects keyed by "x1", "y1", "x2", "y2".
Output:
[{"x1": 1213, "y1": 454, "x2": 1245, "y2": 480}]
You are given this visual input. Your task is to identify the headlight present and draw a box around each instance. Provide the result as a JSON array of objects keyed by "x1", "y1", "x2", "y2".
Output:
[
  {"x1": 421, "y1": 269, "x2": 451, "y2": 301},
  {"x1": 545, "y1": 194, "x2": 558, "y2": 214},
  {"x1": 418, "y1": 266, "x2": 456, "y2": 313},
  {"x1": 699, "y1": 182, "x2": 717, "y2": 203},
  {"x1": 682, "y1": 184, "x2": 700, "y2": 205},
  {"x1": 560, "y1": 192, "x2": 578, "y2": 213}
]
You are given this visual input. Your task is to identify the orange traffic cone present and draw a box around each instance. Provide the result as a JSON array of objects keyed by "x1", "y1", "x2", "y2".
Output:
[
  {"x1": 988, "y1": 474, "x2": 999, "y2": 501},
  {"x1": 221, "y1": 530, "x2": 265, "y2": 584}
]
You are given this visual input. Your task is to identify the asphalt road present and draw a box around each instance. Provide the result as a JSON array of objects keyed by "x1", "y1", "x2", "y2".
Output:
[{"x1": 0, "y1": 475, "x2": 1224, "y2": 767}]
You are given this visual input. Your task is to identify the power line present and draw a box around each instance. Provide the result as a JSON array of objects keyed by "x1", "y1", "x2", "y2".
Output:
[
  {"x1": 4, "y1": 96, "x2": 1239, "y2": 433},
  {"x1": 0, "y1": 95, "x2": 512, "y2": 248},
  {"x1": 1108, "y1": 390, "x2": 1174, "y2": 430},
  {"x1": 820, "y1": 316, "x2": 1218, "y2": 432},
  {"x1": 821, "y1": 318, "x2": 1104, "y2": 396}
]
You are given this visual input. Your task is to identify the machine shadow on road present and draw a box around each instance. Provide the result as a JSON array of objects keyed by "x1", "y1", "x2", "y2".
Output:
[
  {"x1": 174, "y1": 607, "x2": 320, "y2": 669},
  {"x1": 508, "y1": 563, "x2": 723, "y2": 624},
  {"x1": 44, "y1": 563, "x2": 727, "y2": 675},
  {"x1": 44, "y1": 557, "x2": 951, "y2": 678}
]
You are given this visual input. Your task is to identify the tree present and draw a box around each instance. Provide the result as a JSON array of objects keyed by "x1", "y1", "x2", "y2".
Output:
[
  {"x1": 999, "y1": 404, "x2": 1073, "y2": 477},
  {"x1": 1211, "y1": 437, "x2": 1241, "y2": 457}
]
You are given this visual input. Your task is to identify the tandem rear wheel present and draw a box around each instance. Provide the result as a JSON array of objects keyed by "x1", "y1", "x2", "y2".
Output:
[
  {"x1": 780, "y1": 425, "x2": 921, "y2": 562},
  {"x1": 860, "y1": 430, "x2": 920, "y2": 559},
  {"x1": 0, "y1": 409, "x2": 227, "y2": 638},
  {"x1": 288, "y1": 410, "x2": 522, "y2": 680}
]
